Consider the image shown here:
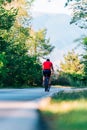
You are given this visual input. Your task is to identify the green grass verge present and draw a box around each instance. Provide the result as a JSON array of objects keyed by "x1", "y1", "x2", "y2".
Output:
[
  {"x1": 43, "y1": 110, "x2": 87, "y2": 130},
  {"x1": 40, "y1": 90, "x2": 87, "y2": 130},
  {"x1": 52, "y1": 90, "x2": 87, "y2": 101}
]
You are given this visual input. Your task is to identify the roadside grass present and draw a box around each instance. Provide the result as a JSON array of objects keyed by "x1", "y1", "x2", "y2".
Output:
[{"x1": 39, "y1": 90, "x2": 87, "y2": 130}]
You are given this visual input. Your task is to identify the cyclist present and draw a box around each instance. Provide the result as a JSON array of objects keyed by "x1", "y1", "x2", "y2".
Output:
[{"x1": 42, "y1": 58, "x2": 54, "y2": 91}]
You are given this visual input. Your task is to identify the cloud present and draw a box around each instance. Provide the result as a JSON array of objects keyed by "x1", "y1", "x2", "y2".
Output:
[{"x1": 31, "y1": 0, "x2": 70, "y2": 15}]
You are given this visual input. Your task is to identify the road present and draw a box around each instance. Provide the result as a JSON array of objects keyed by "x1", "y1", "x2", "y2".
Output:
[{"x1": 0, "y1": 87, "x2": 63, "y2": 130}]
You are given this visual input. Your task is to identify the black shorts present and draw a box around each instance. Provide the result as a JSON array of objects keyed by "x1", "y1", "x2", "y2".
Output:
[{"x1": 43, "y1": 69, "x2": 51, "y2": 77}]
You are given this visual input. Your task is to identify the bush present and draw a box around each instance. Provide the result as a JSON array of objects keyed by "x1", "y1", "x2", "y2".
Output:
[{"x1": 51, "y1": 73, "x2": 71, "y2": 86}]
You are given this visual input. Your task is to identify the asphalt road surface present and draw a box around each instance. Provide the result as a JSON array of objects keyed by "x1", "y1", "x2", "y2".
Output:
[{"x1": 0, "y1": 87, "x2": 63, "y2": 130}]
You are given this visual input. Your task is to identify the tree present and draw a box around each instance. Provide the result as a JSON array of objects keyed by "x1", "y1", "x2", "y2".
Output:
[
  {"x1": 0, "y1": 1, "x2": 17, "y2": 30},
  {"x1": 81, "y1": 37, "x2": 87, "y2": 77},
  {"x1": 60, "y1": 50, "x2": 83, "y2": 74},
  {"x1": 4, "y1": 0, "x2": 33, "y2": 27},
  {"x1": 65, "y1": 0, "x2": 87, "y2": 29},
  {"x1": 0, "y1": 0, "x2": 54, "y2": 87},
  {"x1": 65, "y1": 0, "x2": 87, "y2": 84},
  {"x1": 27, "y1": 29, "x2": 54, "y2": 58},
  {"x1": 58, "y1": 50, "x2": 84, "y2": 86},
  {"x1": 0, "y1": 0, "x2": 17, "y2": 86},
  {"x1": 0, "y1": 0, "x2": 33, "y2": 86}
]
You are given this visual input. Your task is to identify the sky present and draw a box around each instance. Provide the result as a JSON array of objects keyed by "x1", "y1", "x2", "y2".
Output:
[
  {"x1": 30, "y1": 0, "x2": 87, "y2": 68},
  {"x1": 31, "y1": 0, "x2": 70, "y2": 15}
]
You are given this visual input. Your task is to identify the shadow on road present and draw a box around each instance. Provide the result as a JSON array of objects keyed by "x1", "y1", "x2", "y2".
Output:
[{"x1": 37, "y1": 110, "x2": 49, "y2": 130}]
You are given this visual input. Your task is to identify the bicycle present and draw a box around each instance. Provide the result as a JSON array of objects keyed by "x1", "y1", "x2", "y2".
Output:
[{"x1": 43, "y1": 75, "x2": 50, "y2": 92}]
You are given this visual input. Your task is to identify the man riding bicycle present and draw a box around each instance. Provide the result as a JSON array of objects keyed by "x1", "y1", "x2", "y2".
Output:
[{"x1": 42, "y1": 58, "x2": 54, "y2": 91}]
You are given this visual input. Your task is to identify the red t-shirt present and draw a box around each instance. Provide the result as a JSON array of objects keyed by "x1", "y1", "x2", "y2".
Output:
[{"x1": 43, "y1": 61, "x2": 53, "y2": 70}]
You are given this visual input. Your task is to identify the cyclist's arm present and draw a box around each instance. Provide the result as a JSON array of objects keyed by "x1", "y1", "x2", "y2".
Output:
[{"x1": 51, "y1": 63, "x2": 54, "y2": 72}]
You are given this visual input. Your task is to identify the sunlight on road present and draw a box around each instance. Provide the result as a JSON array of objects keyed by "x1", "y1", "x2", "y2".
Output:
[
  {"x1": 0, "y1": 101, "x2": 39, "y2": 118},
  {"x1": 0, "y1": 108, "x2": 36, "y2": 118},
  {"x1": 0, "y1": 101, "x2": 39, "y2": 130},
  {"x1": 0, "y1": 101, "x2": 38, "y2": 109}
]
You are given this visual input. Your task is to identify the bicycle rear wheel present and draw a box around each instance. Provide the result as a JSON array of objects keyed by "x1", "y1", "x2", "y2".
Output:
[{"x1": 44, "y1": 77, "x2": 49, "y2": 92}]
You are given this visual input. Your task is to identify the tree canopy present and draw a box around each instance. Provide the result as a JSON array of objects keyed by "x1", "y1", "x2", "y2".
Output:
[
  {"x1": 0, "y1": 0, "x2": 54, "y2": 87},
  {"x1": 65, "y1": 0, "x2": 87, "y2": 29},
  {"x1": 63, "y1": 0, "x2": 87, "y2": 85},
  {"x1": 60, "y1": 50, "x2": 83, "y2": 75}
]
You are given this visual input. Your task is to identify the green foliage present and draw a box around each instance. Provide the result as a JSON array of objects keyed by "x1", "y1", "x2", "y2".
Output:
[
  {"x1": 65, "y1": 0, "x2": 87, "y2": 86},
  {"x1": 0, "y1": 38, "x2": 8, "y2": 86},
  {"x1": 52, "y1": 90, "x2": 87, "y2": 101},
  {"x1": 65, "y1": 0, "x2": 87, "y2": 28},
  {"x1": 60, "y1": 50, "x2": 83, "y2": 75},
  {"x1": 0, "y1": 0, "x2": 54, "y2": 87},
  {"x1": 52, "y1": 72, "x2": 71, "y2": 86},
  {"x1": 83, "y1": 37, "x2": 87, "y2": 47},
  {"x1": 81, "y1": 37, "x2": 87, "y2": 78},
  {"x1": 53, "y1": 50, "x2": 86, "y2": 87},
  {"x1": 0, "y1": 52, "x2": 8, "y2": 76},
  {"x1": 0, "y1": 0, "x2": 12, "y2": 4},
  {"x1": 42, "y1": 90, "x2": 87, "y2": 130},
  {"x1": 28, "y1": 29, "x2": 54, "y2": 58},
  {"x1": 0, "y1": 6, "x2": 17, "y2": 30},
  {"x1": 0, "y1": 35, "x2": 42, "y2": 87},
  {"x1": 0, "y1": 26, "x2": 43, "y2": 87}
]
